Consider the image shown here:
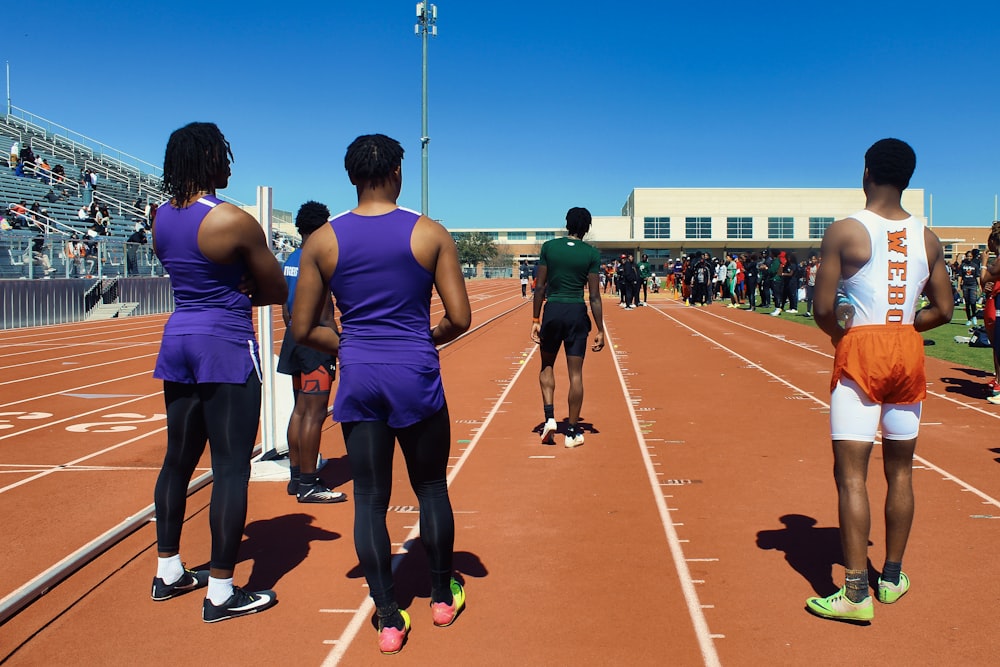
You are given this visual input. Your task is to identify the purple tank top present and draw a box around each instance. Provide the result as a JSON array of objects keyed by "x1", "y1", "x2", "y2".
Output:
[
  {"x1": 154, "y1": 195, "x2": 254, "y2": 338},
  {"x1": 328, "y1": 207, "x2": 438, "y2": 367}
]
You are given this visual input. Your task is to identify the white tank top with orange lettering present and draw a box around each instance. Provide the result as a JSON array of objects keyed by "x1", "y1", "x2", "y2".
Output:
[{"x1": 841, "y1": 209, "x2": 929, "y2": 327}]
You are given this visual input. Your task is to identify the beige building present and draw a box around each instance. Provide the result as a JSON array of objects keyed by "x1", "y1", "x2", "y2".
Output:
[{"x1": 450, "y1": 187, "x2": 993, "y2": 276}]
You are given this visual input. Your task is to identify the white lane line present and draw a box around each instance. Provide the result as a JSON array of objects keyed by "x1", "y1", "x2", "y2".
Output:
[
  {"x1": 604, "y1": 326, "x2": 721, "y2": 667},
  {"x1": 0, "y1": 426, "x2": 168, "y2": 495},
  {"x1": 652, "y1": 308, "x2": 1000, "y2": 510},
  {"x1": 320, "y1": 344, "x2": 539, "y2": 666}
]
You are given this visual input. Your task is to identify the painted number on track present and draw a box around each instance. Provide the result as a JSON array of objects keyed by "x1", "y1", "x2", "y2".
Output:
[
  {"x1": 0, "y1": 411, "x2": 54, "y2": 429},
  {"x1": 66, "y1": 413, "x2": 167, "y2": 433}
]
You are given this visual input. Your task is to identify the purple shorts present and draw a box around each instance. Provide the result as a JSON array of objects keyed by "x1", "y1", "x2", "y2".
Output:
[
  {"x1": 154, "y1": 334, "x2": 261, "y2": 384},
  {"x1": 333, "y1": 363, "x2": 444, "y2": 428}
]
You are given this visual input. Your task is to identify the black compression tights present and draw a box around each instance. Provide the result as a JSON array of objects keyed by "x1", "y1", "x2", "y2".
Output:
[
  {"x1": 154, "y1": 377, "x2": 261, "y2": 571},
  {"x1": 342, "y1": 405, "x2": 455, "y2": 608}
]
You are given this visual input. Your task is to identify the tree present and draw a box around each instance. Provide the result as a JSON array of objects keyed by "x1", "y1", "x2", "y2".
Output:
[{"x1": 453, "y1": 232, "x2": 498, "y2": 269}]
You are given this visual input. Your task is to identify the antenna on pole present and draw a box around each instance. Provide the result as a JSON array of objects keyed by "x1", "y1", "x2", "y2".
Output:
[{"x1": 415, "y1": 2, "x2": 438, "y2": 217}]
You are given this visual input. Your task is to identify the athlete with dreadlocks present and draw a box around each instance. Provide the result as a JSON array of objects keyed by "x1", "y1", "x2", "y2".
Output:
[
  {"x1": 277, "y1": 200, "x2": 347, "y2": 503},
  {"x1": 150, "y1": 121, "x2": 285, "y2": 623},
  {"x1": 292, "y1": 133, "x2": 471, "y2": 655}
]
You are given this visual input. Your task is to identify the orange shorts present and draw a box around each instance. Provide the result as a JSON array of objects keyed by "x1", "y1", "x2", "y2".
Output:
[
  {"x1": 292, "y1": 365, "x2": 334, "y2": 394},
  {"x1": 830, "y1": 324, "x2": 925, "y2": 404}
]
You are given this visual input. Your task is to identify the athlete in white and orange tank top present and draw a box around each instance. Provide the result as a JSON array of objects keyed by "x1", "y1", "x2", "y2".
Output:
[
  {"x1": 829, "y1": 209, "x2": 931, "y2": 406},
  {"x1": 806, "y1": 139, "x2": 954, "y2": 623}
]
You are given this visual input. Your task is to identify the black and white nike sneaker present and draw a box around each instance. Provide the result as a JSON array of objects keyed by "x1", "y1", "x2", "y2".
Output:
[{"x1": 202, "y1": 587, "x2": 277, "y2": 623}]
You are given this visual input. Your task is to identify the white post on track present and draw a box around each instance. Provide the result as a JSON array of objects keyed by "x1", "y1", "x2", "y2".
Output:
[{"x1": 257, "y1": 185, "x2": 278, "y2": 457}]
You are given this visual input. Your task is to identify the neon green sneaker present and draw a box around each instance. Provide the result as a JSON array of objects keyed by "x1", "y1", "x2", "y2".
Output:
[
  {"x1": 806, "y1": 587, "x2": 874, "y2": 622},
  {"x1": 430, "y1": 578, "x2": 466, "y2": 627},
  {"x1": 877, "y1": 572, "x2": 910, "y2": 604}
]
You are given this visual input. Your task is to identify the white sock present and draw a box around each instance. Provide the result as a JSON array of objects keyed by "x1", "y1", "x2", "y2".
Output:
[
  {"x1": 207, "y1": 577, "x2": 234, "y2": 606},
  {"x1": 156, "y1": 555, "x2": 184, "y2": 585}
]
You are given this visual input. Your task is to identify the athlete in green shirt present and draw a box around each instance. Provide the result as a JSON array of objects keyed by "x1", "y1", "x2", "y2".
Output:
[{"x1": 529, "y1": 207, "x2": 605, "y2": 448}]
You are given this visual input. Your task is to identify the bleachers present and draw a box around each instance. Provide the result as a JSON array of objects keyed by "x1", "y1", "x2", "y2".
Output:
[
  {"x1": 1, "y1": 109, "x2": 297, "y2": 282},
  {"x1": 1, "y1": 115, "x2": 161, "y2": 240}
]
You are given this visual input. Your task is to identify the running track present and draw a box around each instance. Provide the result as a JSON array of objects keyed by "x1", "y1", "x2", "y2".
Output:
[{"x1": 0, "y1": 280, "x2": 998, "y2": 665}]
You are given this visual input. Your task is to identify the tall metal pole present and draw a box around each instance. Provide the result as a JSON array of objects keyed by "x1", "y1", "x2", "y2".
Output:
[{"x1": 416, "y1": 3, "x2": 437, "y2": 217}]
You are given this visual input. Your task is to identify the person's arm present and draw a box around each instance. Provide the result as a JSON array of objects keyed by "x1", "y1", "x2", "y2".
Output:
[
  {"x1": 200, "y1": 203, "x2": 287, "y2": 306},
  {"x1": 813, "y1": 222, "x2": 848, "y2": 345},
  {"x1": 530, "y1": 264, "x2": 548, "y2": 344},
  {"x1": 291, "y1": 228, "x2": 341, "y2": 355},
  {"x1": 426, "y1": 219, "x2": 471, "y2": 345},
  {"x1": 914, "y1": 227, "x2": 955, "y2": 332},
  {"x1": 587, "y1": 272, "x2": 605, "y2": 352}
]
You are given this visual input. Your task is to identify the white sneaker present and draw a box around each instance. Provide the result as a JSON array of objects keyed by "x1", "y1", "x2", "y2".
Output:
[
  {"x1": 540, "y1": 418, "x2": 558, "y2": 445},
  {"x1": 785, "y1": 309, "x2": 798, "y2": 313},
  {"x1": 973, "y1": 318, "x2": 979, "y2": 326},
  {"x1": 771, "y1": 309, "x2": 781, "y2": 316},
  {"x1": 564, "y1": 430, "x2": 585, "y2": 448}
]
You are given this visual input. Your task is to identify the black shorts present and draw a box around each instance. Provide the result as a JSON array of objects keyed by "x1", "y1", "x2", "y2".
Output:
[
  {"x1": 539, "y1": 301, "x2": 591, "y2": 357},
  {"x1": 277, "y1": 326, "x2": 337, "y2": 378}
]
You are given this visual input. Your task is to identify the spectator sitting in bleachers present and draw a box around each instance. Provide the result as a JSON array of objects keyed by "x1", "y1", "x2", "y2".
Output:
[
  {"x1": 52, "y1": 163, "x2": 65, "y2": 183},
  {"x1": 10, "y1": 201, "x2": 29, "y2": 227},
  {"x1": 8, "y1": 140, "x2": 18, "y2": 169},
  {"x1": 31, "y1": 235, "x2": 57, "y2": 275},
  {"x1": 20, "y1": 145, "x2": 35, "y2": 173},
  {"x1": 37, "y1": 158, "x2": 51, "y2": 184},
  {"x1": 45, "y1": 189, "x2": 59, "y2": 204},
  {"x1": 29, "y1": 202, "x2": 46, "y2": 226}
]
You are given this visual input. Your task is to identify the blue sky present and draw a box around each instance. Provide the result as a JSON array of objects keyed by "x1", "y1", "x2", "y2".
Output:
[{"x1": 6, "y1": 1, "x2": 999, "y2": 229}]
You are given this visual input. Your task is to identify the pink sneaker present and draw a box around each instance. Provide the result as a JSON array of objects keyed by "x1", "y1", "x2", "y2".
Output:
[
  {"x1": 378, "y1": 609, "x2": 411, "y2": 655},
  {"x1": 430, "y1": 579, "x2": 466, "y2": 627}
]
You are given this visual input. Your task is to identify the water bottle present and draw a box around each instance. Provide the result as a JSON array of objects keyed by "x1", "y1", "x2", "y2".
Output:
[{"x1": 835, "y1": 287, "x2": 855, "y2": 329}]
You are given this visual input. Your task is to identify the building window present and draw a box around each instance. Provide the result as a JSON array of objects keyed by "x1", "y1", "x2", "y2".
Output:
[
  {"x1": 808, "y1": 217, "x2": 834, "y2": 239},
  {"x1": 535, "y1": 231, "x2": 555, "y2": 241},
  {"x1": 685, "y1": 217, "x2": 712, "y2": 239},
  {"x1": 507, "y1": 231, "x2": 527, "y2": 241},
  {"x1": 643, "y1": 216, "x2": 670, "y2": 239},
  {"x1": 485, "y1": 232, "x2": 499, "y2": 241},
  {"x1": 726, "y1": 216, "x2": 752, "y2": 240},
  {"x1": 767, "y1": 217, "x2": 794, "y2": 240}
]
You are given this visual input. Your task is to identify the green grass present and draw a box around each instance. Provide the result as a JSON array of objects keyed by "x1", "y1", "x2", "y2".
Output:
[{"x1": 765, "y1": 305, "x2": 994, "y2": 374}]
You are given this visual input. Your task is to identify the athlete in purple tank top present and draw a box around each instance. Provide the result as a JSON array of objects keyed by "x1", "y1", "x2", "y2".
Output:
[
  {"x1": 150, "y1": 122, "x2": 286, "y2": 624},
  {"x1": 292, "y1": 134, "x2": 471, "y2": 654}
]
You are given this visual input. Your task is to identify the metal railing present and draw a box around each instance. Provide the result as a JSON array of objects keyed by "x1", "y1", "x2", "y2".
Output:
[{"x1": 5, "y1": 106, "x2": 162, "y2": 180}]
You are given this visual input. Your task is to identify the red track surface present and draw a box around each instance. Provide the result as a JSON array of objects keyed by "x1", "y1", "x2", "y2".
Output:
[{"x1": 1, "y1": 279, "x2": 998, "y2": 665}]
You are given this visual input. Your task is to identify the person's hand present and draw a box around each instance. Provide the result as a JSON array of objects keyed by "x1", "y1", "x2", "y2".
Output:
[
  {"x1": 530, "y1": 322, "x2": 541, "y2": 344},
  {"x1": 592, "y1": 330, "x2": 605, "y2": 352},
  {"x1": 238, "y1": 272, "x2": 257, "y2": 297}
]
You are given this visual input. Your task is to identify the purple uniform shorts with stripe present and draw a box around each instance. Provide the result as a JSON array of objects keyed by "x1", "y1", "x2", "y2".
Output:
[
  {"x1": 154, "y1": 334, "x2": 262, "y2": 384},
  {"x1": 333, "y1": 363, "x2": 444, "y2": 429}
]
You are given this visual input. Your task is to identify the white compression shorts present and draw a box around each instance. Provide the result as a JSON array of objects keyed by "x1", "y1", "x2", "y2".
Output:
[{"x1": 830, "y1": 377, "x2": 922, "y2": 442}]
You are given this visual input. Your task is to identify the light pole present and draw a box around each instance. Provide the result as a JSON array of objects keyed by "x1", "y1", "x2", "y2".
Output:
[{"x1": 415, "y1": 2, "x2": 437, "y2": 217}]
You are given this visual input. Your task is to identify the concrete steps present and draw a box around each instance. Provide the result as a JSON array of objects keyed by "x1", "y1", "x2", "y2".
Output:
[{"x1": 85, "y1": 301, "x2": 139, "y2": 320}]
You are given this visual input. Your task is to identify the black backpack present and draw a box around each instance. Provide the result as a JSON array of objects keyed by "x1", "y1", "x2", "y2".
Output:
[{"x1": 969, "y1": 326, "x2": 992, "y2": 348}]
